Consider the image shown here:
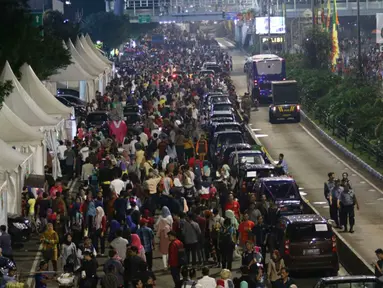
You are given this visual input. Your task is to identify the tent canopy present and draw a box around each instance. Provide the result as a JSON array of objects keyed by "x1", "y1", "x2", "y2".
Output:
[
  {"x1": 0, "y1": 104, "x2": 44, "y2": 145},
  {"x1": 68, "y1": 39, "x2": 101, "y2": 77},
  {"x1": 19, "y1": 64, "x2": 73, "y2": 118},
  {"x1": 85, "y1": 34, "x2": 113, "y2": 65},
  {"x1": 0, "y1": 138, "x2": 29, "y2": 172},
  {"x1": 48, "y1": 42, "x2": 95, "y2": 82},
  {"x1": 0, "y1": 62, "x2": 59, "y2": 127},
  {"x1": 79, "y1": 36, "x2": 111, "y2": 71}
]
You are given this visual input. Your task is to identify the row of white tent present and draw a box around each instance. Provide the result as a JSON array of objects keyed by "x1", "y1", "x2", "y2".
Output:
[{"x1": 0, "y1": 35, "x2": 113, "y2": 226}]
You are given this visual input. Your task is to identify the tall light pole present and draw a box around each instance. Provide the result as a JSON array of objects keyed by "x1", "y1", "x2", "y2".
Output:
[
  {"x1": 311, "y1": 0, "x2": 315, "y2": 28},
  {"x1": 268, "y1": 0, "x2": 271, "y2": 51},
  {"x1": 357, "y1": 0, "x2": 362, "y2": 76}
]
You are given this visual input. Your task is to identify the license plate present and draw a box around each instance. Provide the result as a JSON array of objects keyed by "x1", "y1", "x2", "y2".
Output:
[
  {"x1": 282, "y1": 114, "x2": 291, "y2": 117},
  {"x1": 303, "y1": 249, "x2": 320, "y2": 255},
  {"x1": 283, "y1": 109, "x2": 290, "y2": 112}
]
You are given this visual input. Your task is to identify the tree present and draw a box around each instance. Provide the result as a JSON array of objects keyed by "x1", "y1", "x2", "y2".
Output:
[
  {"x1": 302, "y1": 27, "x2": 332, "y2": 69},
  {"x1": 0, "y1": 80, "x2": 13, "y2": 109},
  {"x1": 0, "y1": 0, "x2": 71, "y2": 80},
  {"x1": 81, "y1": 12, "x2": 131, "y2": 49},
  {"x1": 43, "y1": 10, "x2": 80, "y2": 42}
]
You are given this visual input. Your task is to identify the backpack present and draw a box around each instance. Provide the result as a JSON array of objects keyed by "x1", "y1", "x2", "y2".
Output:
[{"x1": 184, "y1": 186, "x2": 195, "y2": 201}]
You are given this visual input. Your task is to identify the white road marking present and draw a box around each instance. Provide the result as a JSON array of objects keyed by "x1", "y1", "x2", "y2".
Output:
[
  {"x1": 313, "y1": 201, "x2": 328, "y2": 205},
  {"x1": 369, "y1": 189, "x2": 376, "y2": 192},
  {"x1": 360, "y1": 181, "x2": 366, "y2": 184},
  {"x1": 344, "y1": 167, "x2": 349, "y2": 170},
  {"x1": 252, "y1": 128, "x2": 262, "y2": 132},
  {"x1": 377, "y1": 198, "x2": 383, "y2": 201},
  {"x1": 352, "y1": 174, "x2": 357, "y2": 176},
  {"x1": 255, "y1": 134, "x2": 268, "y2": 138},
  {"x1": 323, "y1": 205, "x2": 330, "y2": 209},
  {"x1": 300, "y1": 191, "x2": 307, "y2": 196},
  {"x1": 26, "y1": 178, "x2": 78, "y2": 287},
  {"x1": 365, "y1": 202, "x2": 378, "y2": 205},
  {"x1": 299, "y1": 124, "x2": 383, "y2": 196},
  {"x1": 299, "y1": 187, "x2": 304, "y2": 190}
]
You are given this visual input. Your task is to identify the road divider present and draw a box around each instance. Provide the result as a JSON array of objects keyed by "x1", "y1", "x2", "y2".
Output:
[{"x1": 234, "y1": 108, "x2": 374, "y2": 276}]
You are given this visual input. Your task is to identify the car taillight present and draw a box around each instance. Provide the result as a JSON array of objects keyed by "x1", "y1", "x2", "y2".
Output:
[
  {"x1": 272, "y1": 106, "x2": 276, "y2": 112},
  {"x1": 296, "y1": 105, "x2": 300, "y2": 111},
  {"x1": 284, "y1": 240, "x2": 290, "y2": 255},
  {"x1": 332, "y1": 235, "x2": 337, "y2": 252},
  {"x1": 254, "y1": 80, "x2": 258, "y2": 84}
]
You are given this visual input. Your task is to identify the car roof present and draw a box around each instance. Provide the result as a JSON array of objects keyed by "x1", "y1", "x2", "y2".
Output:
[
  {"x1": 318, "y1": 275, "x2": 378, "y2": 283},
  {"x1": 282, "y1": 214, "x2": 326, "y2": 224},
  {"x1": 211, "y1": 110, "x2": 234, "y2": 115},
  {"x1": 223, "y1": 143, "x2": 252, "y2": 150},
  {"x1": 260, "y1": 176, "x2": 296, "y2": 182},
  {"x1": 241, "y1": 163, "x2": 275, "y2": 170},
  {"x1": 229, "y1": 150, "x2": 262, "y2": 157},
  {"x1": 210, "y1": 117, "x2": 235, "y2": 123},
  {"x1": 213, "y1": 130, "x2": 243, "y2": 137},
  {"x1": 212, "y1": 101, "x2": 232, "y2": 105},
  {"x1": 212, "y1": 122, "x2": 240, "y2": 127}
]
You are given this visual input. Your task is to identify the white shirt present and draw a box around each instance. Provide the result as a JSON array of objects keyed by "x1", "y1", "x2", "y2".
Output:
[
  {"x1": 110, "y1": 179, "x2": 125, "y2": 196},
  {"x1": 79, "y1": 147, "x2": 90, "y2": 162},
  {"x1": 198, "y1": 276, "x2": 216, "y2": 288},
  {"x1": 139, "y1": 132, "x2": 148, "y2": 147},
  {"x1": 58, "y1": 145, "x2": 67, "y2": 160},
  {"x1": 110, "y1": 237, "x2": 129, "y2": 260},
  {"x1": 129, "y1": 139, "x2": 138, "y2": 155}
]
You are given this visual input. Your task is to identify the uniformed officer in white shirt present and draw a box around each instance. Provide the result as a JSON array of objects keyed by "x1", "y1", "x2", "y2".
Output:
[{"x1": 338, "y1": 180, "x2": 359, "y2": 233}]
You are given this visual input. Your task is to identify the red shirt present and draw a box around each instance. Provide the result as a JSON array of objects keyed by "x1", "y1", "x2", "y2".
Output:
[
  {"x1": 238, "y1": 220, "x2": 255, "y2": 244},
  {"x1": 168, "y1": 239, "x2": 183, "y2": 267},
  {"x1": 225, "y1": 201, "x2": 240, "y2": 219}
]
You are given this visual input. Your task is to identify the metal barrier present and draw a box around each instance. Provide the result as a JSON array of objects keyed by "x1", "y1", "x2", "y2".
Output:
[{"x1": 304, "y1": 107, "x2": 383, "y2": 168}]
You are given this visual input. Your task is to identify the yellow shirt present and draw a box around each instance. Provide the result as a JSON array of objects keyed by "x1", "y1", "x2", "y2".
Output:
[
  {"x1": 184, "y1": 140, "x2": 194, "y2": 149},
  {"x1": 136, "y1": 150, "x2": 145, "y2": 166},
  {"x1": 28, "y1": 198, "x2": 36, "y2": 215}
]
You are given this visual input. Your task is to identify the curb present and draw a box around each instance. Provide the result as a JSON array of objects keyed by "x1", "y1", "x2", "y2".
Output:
[{"x1": 300, "y1": 110, "x2": 383, "y2": 181}]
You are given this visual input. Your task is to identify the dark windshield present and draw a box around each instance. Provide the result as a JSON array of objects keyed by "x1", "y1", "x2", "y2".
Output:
[
  {"x1": 213, "y1": 104, "x2": 232, "y2": 111},
  {"x1": 205, "y1": 65, "x2": 221, "y2": 73},
  {"x1": 87, "y1": 114, "x2": 108, "y2": 122},
  {"x1": 288, "y1": 223, "x2": 332, "y2": 241},
  {"x1": 216, "y1": 134, "x2": 244, "y2": 149},
  {"x1": 262, "y1": 181, "x2": 299, "y2": 200}
]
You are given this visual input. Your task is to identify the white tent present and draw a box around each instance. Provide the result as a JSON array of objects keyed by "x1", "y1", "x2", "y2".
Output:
[
  {"x1": 0, "y1": 139, "x2": 33, "y2": 216},
  {"x1": 19, "y1": 64, "x2": 73, "y2": 119},
  {"x1": 47, "y1": 42, "x2": 96, "y2": 102},
  {"x1": 85, "y1": 34, "x2": 113, "y2": 65},
  {"x1": 0, "y1": 62, "x2": 60, "y2": 128},
  {"x1": 0, "y1": 62, "x2": 63, "y2": 179},
  {"x1": 0, "y1": 103, "x2": 45, "y2": 178},
  {"x1": 0, "y1": 180, "x2": 7, "y2": 226},
  {"x1": 80, "y1": 35, "x2": 112, "y2": 90},
  {"x1": 75, "y1": 36, "x2": 108, "y2": 72}
]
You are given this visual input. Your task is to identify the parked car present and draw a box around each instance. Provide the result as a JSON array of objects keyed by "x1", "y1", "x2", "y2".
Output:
[
  {"x1": 8, "y1": 214, "x2": 32, "y2": 245},
  {"x1": 56, "y1": 96, "x2": 87, "y2": 121},
  {"x1": 57, "y1": 88, "x2": 79, "y2": 98},
  {"x1": 314, "y1": 275, "x2": 382, "y2": 287},
  {"x1": 86, "y1": 111, "x2": 109, "y2": 135},
  {"x1": 275, "y1": 214, "x2": 339, "y2": 275}
]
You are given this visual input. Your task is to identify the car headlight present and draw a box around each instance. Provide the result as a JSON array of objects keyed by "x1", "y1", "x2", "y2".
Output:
[{"x1": 13, "y1": 223, "x2": 28, "y2": 230}]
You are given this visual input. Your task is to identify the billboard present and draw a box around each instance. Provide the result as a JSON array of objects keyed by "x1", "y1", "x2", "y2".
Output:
[{"x1": 256, "y1": 17, "x2": 286, "y2": 35}]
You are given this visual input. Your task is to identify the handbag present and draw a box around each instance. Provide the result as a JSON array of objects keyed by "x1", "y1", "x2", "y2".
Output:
[{"x1": 42, "y1": 247, "x2": 54, "y2": 261}]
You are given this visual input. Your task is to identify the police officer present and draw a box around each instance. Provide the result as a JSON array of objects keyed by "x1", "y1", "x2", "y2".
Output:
[
  {"x1": 329, "y1": 179, "x2": 342, "y2": 228},
  {"x1": 324, "y1": 172, "x2": 335, "y2": 206},
  {"x1": 338, "y1": 180, "x2": 359, "y2": 233}
]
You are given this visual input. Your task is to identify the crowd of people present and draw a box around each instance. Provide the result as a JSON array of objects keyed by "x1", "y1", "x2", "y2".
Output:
[{"x1": 0, "y1": 25, "x2": 304, "y2": 288}]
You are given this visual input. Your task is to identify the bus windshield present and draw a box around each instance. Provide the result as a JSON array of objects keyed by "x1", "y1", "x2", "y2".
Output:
[{"x1": 255, "y1": 60, "x2": 282, "y2": 75}]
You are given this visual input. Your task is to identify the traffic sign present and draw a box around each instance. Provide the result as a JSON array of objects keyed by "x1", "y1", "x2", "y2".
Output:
[
  {"x1": 138, "y1": 14, "x2": 151, "y2": 23},
  {"x1": 31, "y1": 12, "x2": 43, "y2": 27}
]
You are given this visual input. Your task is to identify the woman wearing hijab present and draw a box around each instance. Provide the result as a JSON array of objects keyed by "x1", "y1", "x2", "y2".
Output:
[
  {"x1": 225, "y1": 210, "x2": 239, "y2": 230},
  {"x1": 92, "y1": 206, "x2": 107, "y2": 256},
  {"x1": 61, "y1": 233, "x2": 80, "y2": 272},
  {"x1": 155, "y1": 206, "x2": 173, "y2": 269},
  {"x1": 40, "y1": 223, "x2": 60, "y2": 273},
  {"x1": 131, "y1": 234, "x2": 147, "y2": 261}
]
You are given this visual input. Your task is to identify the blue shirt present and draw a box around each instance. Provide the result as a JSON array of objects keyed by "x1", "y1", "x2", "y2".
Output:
[{"x1": 137, "y1": 226, "x2": 154, "y2": 252}]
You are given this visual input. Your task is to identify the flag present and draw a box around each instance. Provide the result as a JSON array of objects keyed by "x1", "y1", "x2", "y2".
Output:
[
  {"x1": 326, "y1": 0, "x2": 331, "y2": 31},
  {"x1": 331, "y1": 0, "x2": 339, "y2": 67}
]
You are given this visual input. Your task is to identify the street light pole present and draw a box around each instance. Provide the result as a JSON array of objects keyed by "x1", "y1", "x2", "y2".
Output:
[
  {"x1": 311, "y1": 0, "x2": 315, "y2": 28},
  {"x1": 268, "y1": 0, "x2": 271, "y2": 51},
  {"x1": 357, "y1": 0, "x2": 362, "y2": 76}
]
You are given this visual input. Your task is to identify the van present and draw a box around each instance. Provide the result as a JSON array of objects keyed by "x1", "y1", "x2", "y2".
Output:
[{"x1": 275, "y1": 214, "x2": 339, "y2": 275}]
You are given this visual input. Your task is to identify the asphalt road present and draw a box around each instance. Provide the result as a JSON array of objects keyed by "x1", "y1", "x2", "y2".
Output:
[{"x1": 217, "y1": 37, "x2": 383, "y2": 271}]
